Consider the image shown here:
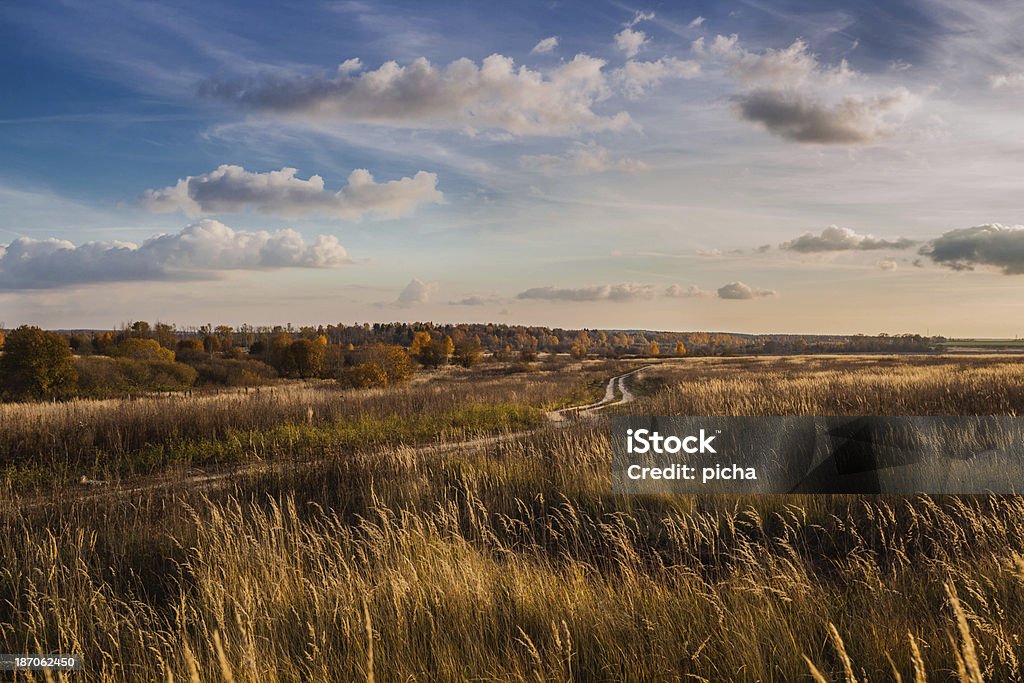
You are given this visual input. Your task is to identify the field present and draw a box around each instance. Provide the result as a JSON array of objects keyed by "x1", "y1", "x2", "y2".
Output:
[{"x1": 3, "y1": 354, "x2": 1024, "y2": 681}]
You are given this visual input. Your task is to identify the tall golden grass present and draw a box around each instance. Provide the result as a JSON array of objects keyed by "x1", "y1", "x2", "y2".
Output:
[{"x1": 2, "y1": 354, "x2": 1024, "y2": 681}]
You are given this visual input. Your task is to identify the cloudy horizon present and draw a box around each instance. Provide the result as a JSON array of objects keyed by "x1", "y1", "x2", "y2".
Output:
[{"x1": 2, "y1": 0, "x2": 1024, "y2": 337}]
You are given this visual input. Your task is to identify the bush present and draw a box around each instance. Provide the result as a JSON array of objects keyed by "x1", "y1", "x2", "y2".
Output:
[
  {"x1": 189, "y1": 357, "x2": 278, "y2": 386},
  {"x1": 336, "y1": 362, "x2": 389, "y2": 389},
  {"x1": 76, "y1": 356, "x2": 197, "y2": 398},
  {"x1": 336, "y1": 344, "x2": 413, "y2": 389}
]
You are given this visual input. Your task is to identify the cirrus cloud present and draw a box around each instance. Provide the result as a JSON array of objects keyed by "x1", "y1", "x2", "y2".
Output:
[
  {"x1": 520, "y1": 143, "x2": 648, "y2": 175},
  {"x1": 0, "y1": 220, "x2": 350, "y2": 291},
  {"x1": 140, "y1": 165, "x2": 442, "y2": 219}
]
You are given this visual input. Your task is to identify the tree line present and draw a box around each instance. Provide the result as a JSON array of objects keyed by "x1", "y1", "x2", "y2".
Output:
[{"x1": 0, "y1": 320, "x2": 945, "y2": 402}]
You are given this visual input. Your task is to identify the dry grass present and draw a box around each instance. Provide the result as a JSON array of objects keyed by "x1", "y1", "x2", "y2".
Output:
[
  {"x1": 0, "y1": 360, "x2": 625, "y2": 486},
  {"x1": 2, "y1": 354, "x2": 1024, "y2": 681}
]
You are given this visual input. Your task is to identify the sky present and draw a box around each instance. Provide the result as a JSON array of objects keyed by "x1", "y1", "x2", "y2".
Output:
[{"x1": 1, "y1": 0, "x2": 1023, "y2": 336}]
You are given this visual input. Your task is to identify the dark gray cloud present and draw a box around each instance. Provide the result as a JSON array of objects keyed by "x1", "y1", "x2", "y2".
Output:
[
  {"x1": 737, "y1": 89, "x2": 915, "y2": 144},
  {"x1": 695, "y1": 35, "x2": 918, "y2": 145},
  {"x1": 141, "y1": 165, "x2": 442, "y2": 219},
  {"x1": 0, "y1": 220, "x2": 349, "y2": 291},
  {"x1": 921, "y1": 224, "x2": 1024, "y2": 274},
  {"x1": 780, "y1": 225, "x2": 917, "y2": 252},
  {"x1": 717, "y1": 281, "x2": 776, "y2": 300},
  {"x1": 516, "y1": 283, "x2": 656, "y2": 302}
]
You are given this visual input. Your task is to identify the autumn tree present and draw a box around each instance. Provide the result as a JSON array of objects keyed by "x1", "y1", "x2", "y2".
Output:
[
  {"x1": 453, "y1": 335, "x2": 483, "y2": 368},
  {"x1": 113, "y1": 338, "x2": 175, "y2": 362},
  {"x1": 674, "y1": 342, "x2": 687, "y2": 356},
  {"x1": 0, "y1": 326, "x2": 78, "y2": 401},
  {"x1": 290, "y1": 338, "x2": 326, "y2": 378},
  {"x1": 154, "y1": 323, "x2": 177, "y2": 349},
  {"x1": 409, "y1": 331, "x2": 432, "y2": 356},
  {"x1": 418, "y1": 337, "x2": 451, "y2": 367},
  {"x1": 648, "y1": 341, "x2": 660, "y2": 356}
]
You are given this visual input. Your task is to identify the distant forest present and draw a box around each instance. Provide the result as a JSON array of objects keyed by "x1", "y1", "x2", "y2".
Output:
[{"x1": 0, "y1": 320, "x2": 944, "y2": 402}]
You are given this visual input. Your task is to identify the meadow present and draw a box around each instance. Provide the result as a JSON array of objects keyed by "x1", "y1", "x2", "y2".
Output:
[{"x1": 2, "y1": 354, "x2": 1024, "y2": 681}]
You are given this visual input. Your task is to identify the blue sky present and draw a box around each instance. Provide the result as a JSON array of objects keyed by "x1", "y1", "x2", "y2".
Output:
[{"x1": 2, "y1": 0, "x2": 1023, "y2": 335}]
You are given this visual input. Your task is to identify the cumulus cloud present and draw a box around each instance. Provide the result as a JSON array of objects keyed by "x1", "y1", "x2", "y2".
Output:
[
  {"x1": 521, "y1": 143, "x2": 648, "y2": 175},
  {"x1": 0, "y1": 220, "x2": 350, "y2": 291},
  {"x1": 200, "y1": 54, "x2": 632, "y2": 136},
  {"x1": 614, "y1": 57, "x2": 700, "y2": 98},
  {"x1": 736, "y1": 88, "x2": 918, "y2": 144},
  {"x1": 921, "y1": 224, "x2": 1024, "y2": 274},
  {"x1": 141, "y1": 165, "x2": 442, "y2": 219},
  {"x1": 694, "y1": 34, "x2": 918, "y2": 144},
  {"x1": 879, "y1": 259, "x2": 898, "y2": 271},
  {"x1": 531, "y1": 37, "x2": 559, "y2": 55},
  {"x1": 615, "y1": 28, "x2": 648, "y2": 58},
  {"x1": 695, "y1": 35, "x2": 855, "y2": 89},
  {"x1": 780, "y1": 225, "x2": 917, "y2": 252},
  {"x1": 717, "y1": 281, "x2": 776, "y2": 299},
  {"x1": 990, "y1": 72, "x2": 1024, "y2": 89},
  {"x1": 664, "y1": 284, "x2": 709, "y2": 298},
  {"x1": 396, "y1": 278, "x2": 438, "y2": 307},
  {"x1": 516, "y1": 283, "x2": 656, "y2": 302}
]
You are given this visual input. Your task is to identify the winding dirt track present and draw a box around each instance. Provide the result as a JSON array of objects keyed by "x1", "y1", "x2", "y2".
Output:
[{"x1": 10, "y1": 366, "x2": 652, "y2": 510}]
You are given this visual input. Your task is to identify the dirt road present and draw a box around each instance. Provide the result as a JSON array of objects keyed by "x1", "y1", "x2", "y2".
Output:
[{"x1": 8, "y1": 365, "x2": 652, "y2": 510}]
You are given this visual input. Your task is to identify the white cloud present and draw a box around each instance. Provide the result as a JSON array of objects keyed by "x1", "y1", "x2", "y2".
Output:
[
  {"x1": 531, "y1": 36, "x2": 559, "y2": 55},
  {"x1": 141, "y1": 165, "x2": 443, "y2": 219},
  {"x1": 688, "y1": 16, "x2": 706, "y2": 28},
  {"x1": 615, "y1": 28, "x2": 648, "y2": 59},
  {"x1": 717, "y1": 281, "x2": 776, "y2": 299},
  {"x1": 695, "y1": 35, "x2": 855, "y2": 89},
  {"x1": 664, "y1": 284, "x2": 709, "y2": 297},
  {"x1": 520, "y1": 143, "x2": 648, "y2": 175},
  {"x1": 990, "y1": 72, "x2": 1024, "y2": 89},
  {"x1": 516, "y1": 283, "x2": 656, "y2": 302},
  {"x1": 780, "y1": 225, "x2": 917, "y2": 252},
  {"x1": 0, "y1": 220, "x2": 350, "y2": 290},
  {"x1": 614, "y1": 57, "x2": 701, "y2": 98},
  {"x1": 628, "y1": 11, "x2": 655, "y2": 27},
  {"x1": 879, "y1": 259, "x2": 898, "y2": 271},
  {"x1": 396, "y1": 278, "x2": 438, "y2": 306},
  {"x1": 694, "y1": 34, "x2": 919, "y2": 144},
  {"x1": 201, "y1": 54, "x2": 632, "y2": 136}
]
